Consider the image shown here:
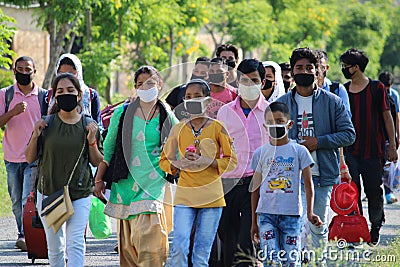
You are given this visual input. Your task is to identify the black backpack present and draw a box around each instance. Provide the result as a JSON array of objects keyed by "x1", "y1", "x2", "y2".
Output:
[
  {"x1": 4, "y1": 85, "x2": 47, "y2": 115},
  {"x1": 329, "y1": 82, "x2": 340, "y2": 96}
]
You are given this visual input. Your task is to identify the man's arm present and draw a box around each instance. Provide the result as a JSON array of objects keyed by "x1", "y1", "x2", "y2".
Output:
[
  {"x1": 383, "y1": 110, "x2": 398, "y2": 162},
  {"x1": 250, "y1": 171, "x2": 261, "y2": 243},
  {"x1": 0, "y1": 101, "x2": 27, "y2": 128},
  {"x1": 316, "y1": 97, "x2": 356, "y2": 150}
]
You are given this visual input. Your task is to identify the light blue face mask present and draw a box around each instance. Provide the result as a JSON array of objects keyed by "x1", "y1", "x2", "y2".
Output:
[{"x1": 136, "y1": 86, "x2": 159, "y2": 103}]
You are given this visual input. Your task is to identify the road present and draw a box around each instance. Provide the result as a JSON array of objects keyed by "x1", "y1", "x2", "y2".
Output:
[{"x1": 0, "y1": 200, "x2": 399, "y2": 266}]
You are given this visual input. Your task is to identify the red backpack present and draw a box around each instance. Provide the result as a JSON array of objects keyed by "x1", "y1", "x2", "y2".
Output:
[{"x1": 100, "y1": 100, "x2": 125, "y2": 137}]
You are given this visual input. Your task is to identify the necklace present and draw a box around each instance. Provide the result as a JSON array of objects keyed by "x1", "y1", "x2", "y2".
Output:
[
  {"x1": 138, "y1": 104, "x2": 157, "y2": 124},
  {"x1": 189, "y1": 118, "x2": 209, "y2": 138}
]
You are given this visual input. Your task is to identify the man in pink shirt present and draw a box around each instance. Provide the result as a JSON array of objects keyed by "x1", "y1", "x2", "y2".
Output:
[
  {"x1": 206, "y1": 57, "x2": 238, "y2": 119},
  {"x1": 0, "y1": 56, "x2": 45, "y2": 251},
  {"x1": 217, "y1": 59, "x2": 269, "y2": 267},
  {"x1": 209, "y1": 57, "x2": 237, "y2": 104}
]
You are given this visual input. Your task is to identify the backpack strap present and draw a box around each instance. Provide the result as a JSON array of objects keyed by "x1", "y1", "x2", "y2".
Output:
[
  {"x1": 89, "y1": 88, "x2": 93, "y2": 102},
  {"x1": 77, "y1": 114, "x2": 93, "y2": 187},
  {"x1": 329, "y1": 82, "x2": 340, "y2": 95},
  {"x1": 5, "y1": 85, "x2": 48, "y2": 115},
  {"x1": 343, "y1": 81, "x2": 350, "y2": 91},
  {"x1": 47, "y1": 89, "x2": 52, "y2": 104},
  {"x1": 38, "y1": 114, "x2": 56, "y2": 158},
  {"x1": 37, "y1": 88, "x2": 47, "y2": 115},
  {"x1": 5, "y1": 85, "x2": 14, "y2": 113}
]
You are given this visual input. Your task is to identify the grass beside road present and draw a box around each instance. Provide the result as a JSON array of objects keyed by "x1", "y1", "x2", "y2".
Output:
[{"x1": 0, "y1": 128, "x2": 12, "y2": 217}]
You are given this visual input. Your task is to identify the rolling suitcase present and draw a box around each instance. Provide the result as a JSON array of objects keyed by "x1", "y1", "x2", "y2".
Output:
[{"x1": 23, "y1": 192, "x2": 48, "y2": 263}]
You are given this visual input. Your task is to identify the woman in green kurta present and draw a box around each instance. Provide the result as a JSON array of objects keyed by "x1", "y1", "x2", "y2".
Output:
[{"x1": 94, "y1": 65, "x2": 178, "y2": 267}]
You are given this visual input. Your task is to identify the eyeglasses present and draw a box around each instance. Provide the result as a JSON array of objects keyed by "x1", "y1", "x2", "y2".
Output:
[{"x1": 341, "y1": 64, "x2": 354, "y2": 69}]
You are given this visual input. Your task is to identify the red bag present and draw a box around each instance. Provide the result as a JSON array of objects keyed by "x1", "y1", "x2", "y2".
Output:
[
  {"x1": 328, "y1": 212, "x2": 371, "y2": 243},
  {"x1": 23, "y1": 193, "x2": 48, "y2": 263},
  {"x1": 100, "y1": 100, "x2": 125, "y2": 129},
  {"x1": 330, "y1": 178, "x2": 359, "y2": 215}
]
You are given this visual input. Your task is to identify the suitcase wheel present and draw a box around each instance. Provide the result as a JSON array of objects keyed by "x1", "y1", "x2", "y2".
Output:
[{"x1": 28, "y1": 253, "x2": 36, "y2": 264}]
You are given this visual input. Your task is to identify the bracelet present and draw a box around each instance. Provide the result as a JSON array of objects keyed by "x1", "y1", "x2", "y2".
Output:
[
  {"x1": 89, "y1": 140, "x2": 97, "y2": 147},
  {"x1": 95, "y1": 180, "x2": 103, "y2": 184}
]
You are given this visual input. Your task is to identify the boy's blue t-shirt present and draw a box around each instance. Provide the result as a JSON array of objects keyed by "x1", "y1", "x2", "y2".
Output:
[{"x1": 251, "y1": 140, "x2": 314, "y2": 216}]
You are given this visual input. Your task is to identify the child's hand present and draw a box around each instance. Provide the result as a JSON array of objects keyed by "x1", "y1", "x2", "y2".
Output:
[
  {"x1": 184, "y1": 151, "x2": 198, "y2": 161},
  {"x1": 308, "y1": 213, "x2": 322, "y2": 227},
  {"x1": 251, "y1": 223, "x2": 260, "y2": 243}
]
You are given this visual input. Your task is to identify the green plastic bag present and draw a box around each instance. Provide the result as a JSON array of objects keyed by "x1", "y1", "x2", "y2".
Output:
[{"x1": 89, "y1": 197, "x2": 112, "y2": 239}]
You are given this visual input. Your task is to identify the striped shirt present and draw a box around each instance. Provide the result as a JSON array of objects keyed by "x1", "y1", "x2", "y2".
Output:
[{"x1": 346, "y1": 80, "x2": 389, "y2": 159}]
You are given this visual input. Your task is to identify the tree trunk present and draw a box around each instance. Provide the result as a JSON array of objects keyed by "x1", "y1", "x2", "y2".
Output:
[
  {"x1": 64, "y1": 32, "x2": 76, "y2": 53},
  {"x1": 105, "y1": 76, "x2": 111, "y2": 104},
  {"x1": 42, "y1": 19, "x2": 78, "y2": 89},
  {"x1": 86, "y1": 9, "x2": 92, "y2": 44},
  {"x1": 182, "y1": 54, "x2": 189, "y2": 81}
]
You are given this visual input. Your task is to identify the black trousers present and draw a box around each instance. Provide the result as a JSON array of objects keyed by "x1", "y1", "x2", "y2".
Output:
[
  {"x1": 217, "y1": 178, "x2": 255, "y2": 267},
  {"x1": 345, "y1": 153, "x2": 385, "y2": 227}
]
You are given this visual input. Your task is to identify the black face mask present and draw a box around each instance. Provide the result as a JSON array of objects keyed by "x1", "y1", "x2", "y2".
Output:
[
  {"x1": 15, "y1": 71, "x2": 33, "y2": 86},
  {"x1": 262, "y1": 79, "x2": 274, "y2": 90},
  {"x1": 190, "y1": 74, "x2": 207, "y2": 81},
  {"x1": 341, "y1": 67, "x2": 355, "y2": 79},
  {"x1": 268, "y1": 125, "x2": 287, "y2": 139},
  {"x1": 294, "y1": 74, "x2": 315, "y2": 87},
  {"x1": 57, "y1": 94, "x2": 78, "y2": 112},
  {"x1": 226, "y1": 59, "x2": 236, "y2": 69},
  {"x1": 208, "y1": 73, "x2": 225, "y2": 84},
  {"x1": 283, "y1": 81, "x2": 291, "y2": 91}
]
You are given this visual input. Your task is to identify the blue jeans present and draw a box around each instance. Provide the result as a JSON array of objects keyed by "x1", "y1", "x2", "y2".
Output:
[
  {"x1": 258, "y1": 213, "x2": 302, "y2": 267},
  {"x1": 37, "y1": 190, "x2": 91, "y2": 267},
  {"x1": 4, "y1": 160, "x2": 34, "y2": 236},
  {"x1": 301, "y1": 180, "x2": 332, "y2": 250},
  {"x1": 166, "y1": 205, "x2": 222, "y2": 267}
]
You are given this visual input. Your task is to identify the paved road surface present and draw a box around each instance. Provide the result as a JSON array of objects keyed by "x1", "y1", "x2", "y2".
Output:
[{"x1": 0, "y1": 201, "x2": 399, "y2": 266}]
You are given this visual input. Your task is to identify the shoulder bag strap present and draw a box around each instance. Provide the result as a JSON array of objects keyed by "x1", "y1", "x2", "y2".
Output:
[{"x1": 66, "y1": 125, "x2": 87, "y2": 187}]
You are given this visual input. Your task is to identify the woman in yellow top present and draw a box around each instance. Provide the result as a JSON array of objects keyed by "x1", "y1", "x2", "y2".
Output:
[{"x1": 160, "y1": 79, "x2": 237, "y2": 266}]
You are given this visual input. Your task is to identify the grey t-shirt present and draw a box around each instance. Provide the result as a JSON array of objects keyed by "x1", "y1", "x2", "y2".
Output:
[{"x1": 251, "y1": 140, "x2": 314, "y2": 216}]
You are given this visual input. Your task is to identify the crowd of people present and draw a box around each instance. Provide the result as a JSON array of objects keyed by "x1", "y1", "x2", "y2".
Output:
[{"x1": 1, "y1": 43, "x2": 399, "y2": 267}]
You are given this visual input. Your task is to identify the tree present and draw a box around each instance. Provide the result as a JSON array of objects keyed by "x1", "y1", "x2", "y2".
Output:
[
  {"x1": 5, "y1": 0, "x2": 96, "y2": 88},
  {"x1": 329, "y1": 1, "x2": 392, "y2": 78},
  {"x1": 380, "y1": 6, "x2": 400, "y2": 74},
  {"x1": 0, "y1": 8, "x2": 16, "y2": 68}
]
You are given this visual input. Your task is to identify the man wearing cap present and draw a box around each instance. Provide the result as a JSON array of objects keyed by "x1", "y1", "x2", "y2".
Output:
[{"x1": 217, "y1": 58, "x2": 269, "y2": 266}]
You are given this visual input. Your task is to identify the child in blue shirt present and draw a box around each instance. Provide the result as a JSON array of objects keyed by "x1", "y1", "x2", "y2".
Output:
[{"x1": 250, "y1": 102, "x2": 322, "y2": 267}]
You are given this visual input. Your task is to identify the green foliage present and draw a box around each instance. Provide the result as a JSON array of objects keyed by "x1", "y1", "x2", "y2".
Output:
[
  {"x1": 0, "y1": 9, "x2": 16, "y2": 68},
  {"x1": 5, "y1": 0, "x2": 400, "y2": 95},
  {"x1": 226, "y1": 1, "x2": 274, "y2": 56},
  {"x1": 0, "y1": 69, "x2": 14, "y2": 89},
  {"x1": 0, "y1": 128, "x2": 12, "y2": 217},
  {"x1": 78, "y1": 42, "x2": 121, "y2": 93},
  {"x1": 380, "y1": 6, "x2": 400, "y2": 73},
  {"x1": 331, "y1": 2, "x2": 391, "y2": 78}
]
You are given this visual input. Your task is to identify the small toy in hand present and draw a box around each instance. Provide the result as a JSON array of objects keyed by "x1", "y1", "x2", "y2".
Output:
[{"x1": 186, "y1": 145, "x2": 197, "y2": 153}]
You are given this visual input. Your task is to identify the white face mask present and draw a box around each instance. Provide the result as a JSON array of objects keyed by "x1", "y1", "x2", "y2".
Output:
[
  {"x1": 184, "y1": 97, "x2": 211, "y2": 115},
  {"x1": 238, "y1": 84, "x2": 261, "y2": 101},
  {"x1": 264, "y1": 121, "x2": 291, "y2": 140},
  {"x1": 136, "y1": 86, "x2": 159, "y2": 103}
]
